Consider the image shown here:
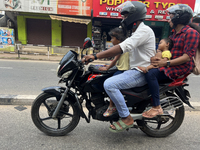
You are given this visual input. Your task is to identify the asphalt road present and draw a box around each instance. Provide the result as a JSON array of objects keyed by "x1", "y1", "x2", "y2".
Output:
[
  {"x1": 0, "y1": 59, "x2": 59, "y2": 95},
  {"x1": 0, "y1": 105, "x2": 200, "y2": 150},
  {"x1": 0, "y1": 59, "x2": 199, "y2": 102}
]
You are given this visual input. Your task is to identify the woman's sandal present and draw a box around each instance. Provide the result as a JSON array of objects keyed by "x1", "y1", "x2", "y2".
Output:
[
  {"x1": 142, "y1": 107, "x2": 163, "y2": 118},
  {"x1": 103, "y1": 107, "x2": 117, "y2": 117},
  {"x1": 109, "y1": 119, "x2": 134, "y2": 133}
]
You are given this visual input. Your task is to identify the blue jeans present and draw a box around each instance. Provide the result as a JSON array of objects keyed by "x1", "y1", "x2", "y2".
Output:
[
  {"x1": 113, "y1": 70, "x2": 124, "y2": 76},
  {"x1": 145, "y1": 68, "x2": 171, "y2": 106},
  {"x1": 104, "y1": 69, "x2": 147, "y2": 118}
]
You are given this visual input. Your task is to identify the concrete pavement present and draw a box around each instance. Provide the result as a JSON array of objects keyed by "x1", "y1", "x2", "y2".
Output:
[{"x1": 0, "y1": 52, "x2": 200, "y2": 111}]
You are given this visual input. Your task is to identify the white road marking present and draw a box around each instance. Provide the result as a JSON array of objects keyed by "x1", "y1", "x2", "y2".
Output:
[{"x1": 0, "y1": 67, "x2": 13, "y2": 69}]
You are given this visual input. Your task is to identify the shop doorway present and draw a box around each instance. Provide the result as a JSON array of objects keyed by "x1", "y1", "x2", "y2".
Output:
[
  {"x1": 150, "y1": 26, "x2": 163, "y2": 49},
  {"x1": 92, "y1": 18, "x2": 121, "y2": 51},
  {"x1": 62, "y1": 21, "x2": 87, "y2": 47},
  {"x1": 26, "y1": 18, "x2": 51, "y2": 45}
]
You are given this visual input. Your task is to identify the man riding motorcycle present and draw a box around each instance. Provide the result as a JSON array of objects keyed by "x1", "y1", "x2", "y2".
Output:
[{"x1": 82, "y1": 1, "x2": 156, "y2": 133}]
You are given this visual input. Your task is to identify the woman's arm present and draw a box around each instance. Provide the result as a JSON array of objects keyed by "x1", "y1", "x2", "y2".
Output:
[{"x1": 151, "y1": 53, "x2": 190, "y2": 67}]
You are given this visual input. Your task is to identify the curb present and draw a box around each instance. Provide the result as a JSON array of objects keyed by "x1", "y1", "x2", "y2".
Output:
[
  {"x1": 0, "y1": 94, "x2": 200, "y2": 111},
  {"x1": 0, "y1": 52, "x2": 112, "y2": 64},
  {"x1": 0, "y1": 95, "x2": 37, "y2": 105}
]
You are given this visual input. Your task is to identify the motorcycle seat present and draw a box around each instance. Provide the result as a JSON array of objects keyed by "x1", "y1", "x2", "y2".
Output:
[
  {"x1": 129, "y1": 79, "x2": 173, "y2": 93},
  {"x1": 88, "y1": 64, "x2": 118, "y2": 74},
  {"x1": 129, "y1": 84, "x2": 149, "y2": 93},
  {"x1": 158, "y1": 79, "x2": 173, "y2": 86}
]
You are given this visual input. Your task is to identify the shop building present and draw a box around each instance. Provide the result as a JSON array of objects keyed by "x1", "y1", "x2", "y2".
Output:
[
  {"x1": 0, "y1": 0, "x2": 93, "y2": 54},
  {"x1": 92, "y1": 0, "x2": 195, "y2": 51},
  {"x1": 0, "y1": 0, "x2": 196, "y2": 54}
]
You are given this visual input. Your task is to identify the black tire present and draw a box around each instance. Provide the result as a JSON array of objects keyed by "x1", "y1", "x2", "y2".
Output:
[
  {"x1": 31, "y1": 92, "x2": 80, "y2": 136},
  {"x1": 136, "y1": 106, "x2": 185, "y2": 137}
]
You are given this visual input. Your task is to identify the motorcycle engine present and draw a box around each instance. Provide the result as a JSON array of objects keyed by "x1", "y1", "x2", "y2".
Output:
[
  {"x1": 91, "y1": 92, "x2": 119, "y2": 121},
  {"x1": 91, "y1": 92, "x2": 105, "y2": 109}
]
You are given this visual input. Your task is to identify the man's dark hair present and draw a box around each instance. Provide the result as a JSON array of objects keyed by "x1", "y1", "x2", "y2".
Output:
[{"x1": 108, "y1": 27, "x2": 126, "y2": 42}]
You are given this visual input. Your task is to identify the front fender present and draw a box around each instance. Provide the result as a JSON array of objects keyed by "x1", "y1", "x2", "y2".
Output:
[
  {"x1": 42, "y1": 86, "x2": 66, "y2": 101},
  {"x1": 42, "y1": 86, "x2": 77, "y2": 103}
]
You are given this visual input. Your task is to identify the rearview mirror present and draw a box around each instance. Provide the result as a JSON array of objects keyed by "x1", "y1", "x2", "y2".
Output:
[{"x1": 83, "y1": 37, "x2": 92, "y2": 49}]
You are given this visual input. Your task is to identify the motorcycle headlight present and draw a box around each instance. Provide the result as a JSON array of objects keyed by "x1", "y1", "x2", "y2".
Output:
[
  {"x1": 61, "y1": 70, "x2": 73, "y2": 79},
  {"x1": 57, "y1": 65, "x2": 72, "y2": 79}
]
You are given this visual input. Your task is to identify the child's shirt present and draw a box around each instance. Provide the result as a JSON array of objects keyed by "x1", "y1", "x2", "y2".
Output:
[
  {"x1": 116, "y1": 52, "x2": 129, "y2": 70},
  {"x1": 162, "y1": 50, "x2": 172, "y2": 60}
]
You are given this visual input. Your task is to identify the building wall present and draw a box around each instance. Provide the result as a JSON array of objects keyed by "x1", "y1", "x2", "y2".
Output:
[
  {"x1": 17, "y1": 15, "x2": 27, "y2": 45},
  {"x1": 51, "y1": 19, "x2": 62, "y2": 46}
]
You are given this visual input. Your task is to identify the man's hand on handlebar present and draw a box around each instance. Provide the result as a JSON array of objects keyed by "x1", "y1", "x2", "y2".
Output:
[{"x1": 81, "y1": 55, "x2": 95, "y2": 65}]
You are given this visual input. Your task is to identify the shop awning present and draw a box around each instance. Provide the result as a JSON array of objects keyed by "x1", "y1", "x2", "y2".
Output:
[{"x1": 49, "y1": 15, "x2": 91, "y2": 25}]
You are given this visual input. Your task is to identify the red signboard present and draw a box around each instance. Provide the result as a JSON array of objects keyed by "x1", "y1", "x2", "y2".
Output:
[
  {"x1": 92, "y1": 0, "x2": 195, "y2": 21},
  {"x1": 57, "y1": 0, "x2": 93, "y2": 16}
]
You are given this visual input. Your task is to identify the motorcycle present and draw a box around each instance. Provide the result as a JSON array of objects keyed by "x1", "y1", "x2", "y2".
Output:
[{"x1": 31, "y1": 38, "x2": 194, "y2": 137}]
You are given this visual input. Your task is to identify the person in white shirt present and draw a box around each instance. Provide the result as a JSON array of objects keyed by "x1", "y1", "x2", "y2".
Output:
[{"x1": 82, "y1": 1, "x2": 156, "y2": 133}]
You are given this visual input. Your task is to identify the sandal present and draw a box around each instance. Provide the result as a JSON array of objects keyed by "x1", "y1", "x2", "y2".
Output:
[
  {"x1": 142, "y1": 107, "x2": 163, "y2": 118},
  {"x1": 109, "y1": 119, "x2": 134, "y2": 133},
  {"x1": 103, "y1": 107, "x2": 117, "y2": 117}
]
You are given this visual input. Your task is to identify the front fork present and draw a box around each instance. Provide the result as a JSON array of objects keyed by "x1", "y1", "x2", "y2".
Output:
[
  {"x1": 51, "y1": 74, "x2": 78, "y2": 118},
  {"x1": 42, "y1": 77, "x2": 91, "y2": 121}
]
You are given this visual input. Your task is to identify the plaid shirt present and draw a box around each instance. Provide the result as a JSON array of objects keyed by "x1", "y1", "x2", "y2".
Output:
[{"x1": 159, "y1": 25, "x2": 199, "y2": 79}]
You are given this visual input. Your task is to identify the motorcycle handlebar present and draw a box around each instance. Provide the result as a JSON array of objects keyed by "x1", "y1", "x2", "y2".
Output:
[{"x1": 78, "y1": 58, "x2": 94, "y2": 65}]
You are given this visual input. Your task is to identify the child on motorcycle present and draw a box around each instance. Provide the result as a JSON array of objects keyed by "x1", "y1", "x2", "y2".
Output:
[
  {"x1": 138, "y1": 38, "x2": 173, "y2": 73},
  {"x1": 98, "y1": 27, "x2": 129, "y2": 117}
]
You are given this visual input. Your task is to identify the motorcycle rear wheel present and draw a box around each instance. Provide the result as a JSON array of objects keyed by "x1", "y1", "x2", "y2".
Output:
[
  {"x1": 136, "y1": 106, "x2": 184, "y2": 137},
  {"x1": 31, "y1": 93, "x2": 80, "y2": 136}
]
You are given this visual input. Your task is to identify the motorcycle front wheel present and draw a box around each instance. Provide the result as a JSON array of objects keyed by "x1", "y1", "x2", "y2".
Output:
[
  {"x1": 136, "y1": 105, "x2": 184, "y2": 137},
  {"x1": 31, "y1": 92, "x2": 80, "y2": 136}
]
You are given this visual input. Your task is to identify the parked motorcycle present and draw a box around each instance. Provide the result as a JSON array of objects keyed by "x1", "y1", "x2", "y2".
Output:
[{"x1": 31, "y1": 38, "x2": 193, "y2": 137}]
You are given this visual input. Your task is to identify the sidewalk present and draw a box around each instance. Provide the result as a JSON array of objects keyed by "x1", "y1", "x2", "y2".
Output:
[
  {"x1": 0, "y1": 52, "x2": 200, "y2": 111},
  {"x1": 0, "y1": 52, "x2": 112, "y2": 63},
  {"x1": 0, "y1": 52, "x2": 63, "y2": 61}
]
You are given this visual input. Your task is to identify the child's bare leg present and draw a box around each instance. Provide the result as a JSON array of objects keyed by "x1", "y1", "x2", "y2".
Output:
[
  {"x1": 103, "y1": 98, "x2": 117, "y2": 117},
  {"x1": 109, "y1": 99, "x2": 115, "y2": 107}
]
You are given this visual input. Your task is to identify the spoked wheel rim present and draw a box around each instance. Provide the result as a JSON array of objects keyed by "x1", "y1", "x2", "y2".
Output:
[
  {"x1": 142, "y1": 108, "x2": 177, "y2": 131},
  {"x1": 137, "y1": 106, "x2": 184, "y2": 137},
  {"x1": 31, "y1": 93, "x2": 80, "y2": 136},
  {"x1": 39, "y1": 100, "x2": 73, "y2": 130}
]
